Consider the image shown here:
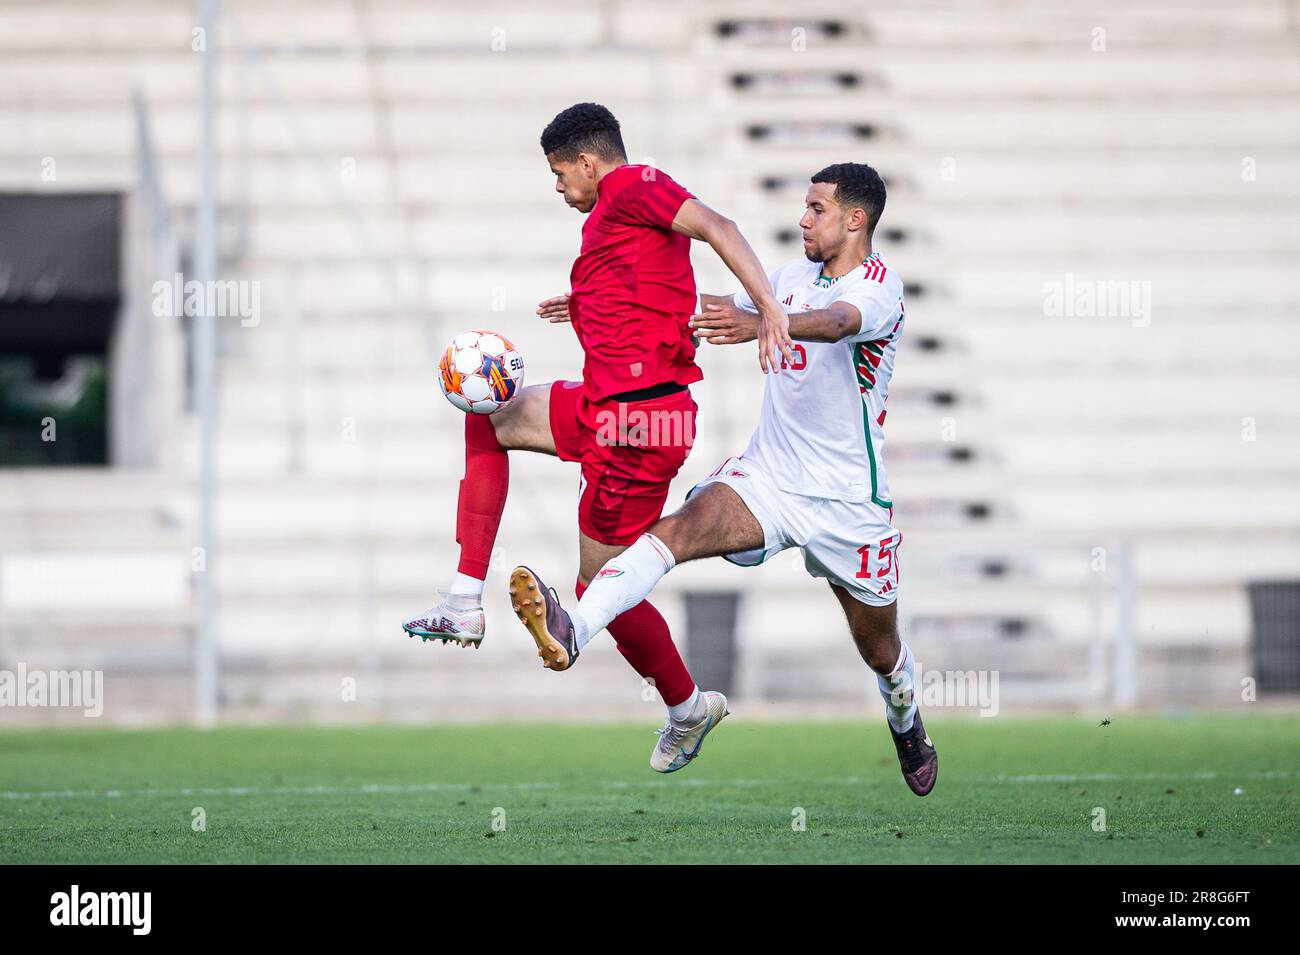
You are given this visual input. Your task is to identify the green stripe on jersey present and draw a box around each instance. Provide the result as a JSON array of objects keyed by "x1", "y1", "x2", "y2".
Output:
[{"x1": 851, "y1": 350, "x2": 892, "y2": 509}]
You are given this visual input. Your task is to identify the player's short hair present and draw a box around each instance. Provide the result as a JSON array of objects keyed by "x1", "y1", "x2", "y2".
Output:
[
  {"x1": 540, "y1": 103, "x2": 628, "y2": 163},
  {"x1": 811, "y1": 163, "x2": 887, "y2": 233}
]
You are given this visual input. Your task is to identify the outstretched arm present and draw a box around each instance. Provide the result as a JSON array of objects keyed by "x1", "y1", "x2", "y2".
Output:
[
  {"x1": 671, "y1": 199, "x2": 795, "y2": 373},
  {"x1": 536, "y1": 293, "x2": 571, "y2": 323},
  {"x1": 690, "y1": 298, "x2": 863, "y2": 346}
]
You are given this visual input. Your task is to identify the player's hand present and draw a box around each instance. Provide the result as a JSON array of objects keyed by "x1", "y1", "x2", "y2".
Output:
[
  {"x1": 536, "y1": 294, "x2": 572, "y2": 323},
  {"x1": 689, "y1": 302, "x2": 759, "y2": 346},
  {"x1": 757, "y1": 300, "x2": 796, "y2": 374}
]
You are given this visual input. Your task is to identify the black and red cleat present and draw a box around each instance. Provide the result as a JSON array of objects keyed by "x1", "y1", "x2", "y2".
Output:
[{"x1": 889, "y1": 711, "x2": 938, "y2": 796}]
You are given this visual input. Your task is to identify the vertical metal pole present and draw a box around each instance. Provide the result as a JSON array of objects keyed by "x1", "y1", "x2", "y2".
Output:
[
  {"x1": 1087, "y1": 545, "x2": 1106, "y2": 703},
  {"x1": 285, "y1": 268, "x2": 304, "y2": 475},
  {"x1": 1112, "y1": 543, "x2": 1138, "y2": 709},
  {"x1": 193, "y1": 0, "x2": 220, "y2": 726}
]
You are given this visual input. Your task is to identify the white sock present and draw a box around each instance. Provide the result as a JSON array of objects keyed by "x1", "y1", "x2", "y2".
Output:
[
  {"x1": 571, "y1": 533, "x2": 676, "y2": 646},
  {"x1": 448, "y1": 572, "x2": 484, "y2": 610},
  {"x1": 667, "y1": 686, "x2": 703, "y2": 723},
  {"x1": 572, "y1": 611, "x2": 593, "y2": 652},
  {"x1": 877, "y1": 642, "x2": 917, "y2": 733}
]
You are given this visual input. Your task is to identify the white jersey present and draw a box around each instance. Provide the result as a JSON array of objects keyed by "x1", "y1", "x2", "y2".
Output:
[{"x1": 733, "y1": 252, "x2": 905, "y2": 507}]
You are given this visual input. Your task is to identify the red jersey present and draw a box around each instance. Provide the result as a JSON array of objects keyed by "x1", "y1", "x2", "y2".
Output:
[{"x1": 568, "y1": 164, "x2": 703, "y2": 400}]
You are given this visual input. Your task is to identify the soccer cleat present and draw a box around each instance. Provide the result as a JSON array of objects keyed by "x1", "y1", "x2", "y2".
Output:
[
  {"x1": 509, "y1": 566, "x2": 579, "y2": 671},
  {"x1": 888, "y1": 711, "x2": 938, "y2": 796},
  {"x1": 401, "y1": 596, "x2": 485, "y2": 647},
  {"x1": 650, "y1": 691, "x2": 729, "y2": 774}
]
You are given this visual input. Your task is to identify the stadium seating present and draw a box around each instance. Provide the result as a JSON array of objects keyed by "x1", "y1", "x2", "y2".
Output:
[{"x1": 1, "y1": 0, "x2": 1296, "y2": 721}]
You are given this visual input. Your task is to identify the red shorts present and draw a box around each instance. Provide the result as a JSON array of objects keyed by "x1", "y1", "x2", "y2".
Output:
[{"x1": 549, "y1": 380, "x2": 698, "y2": 546}]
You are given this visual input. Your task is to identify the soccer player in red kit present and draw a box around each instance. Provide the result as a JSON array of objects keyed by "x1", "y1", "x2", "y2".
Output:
[{"x1": 402, "y1": 103, "x2": 792, "y2": 771}]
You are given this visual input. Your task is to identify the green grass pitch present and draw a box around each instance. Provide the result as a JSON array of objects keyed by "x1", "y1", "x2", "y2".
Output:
[{"x1": 0, "y1": 713, "x2": 1295, "y2": 863}]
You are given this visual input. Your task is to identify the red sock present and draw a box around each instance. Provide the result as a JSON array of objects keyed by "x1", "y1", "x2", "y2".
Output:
[
  {"x1": 575, "y1": 578, "x2": 696, "y2": 706},
  {"x1": 456, "y1": 415, "x2": 508, "y2": 579}
]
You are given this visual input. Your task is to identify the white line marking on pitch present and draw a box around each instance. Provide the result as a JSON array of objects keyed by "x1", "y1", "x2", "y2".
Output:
[
  {"x1": 0, "y1": 782, "x2": 559, "y2": 801},
  {"x1": 0, "y1": 769, "x2": 1290, "y2": 801}
]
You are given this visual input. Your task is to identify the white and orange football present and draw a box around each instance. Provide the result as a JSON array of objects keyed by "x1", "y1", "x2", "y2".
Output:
[{"x1": 437, "y1": 330, "x2": 525, "y2": 415}]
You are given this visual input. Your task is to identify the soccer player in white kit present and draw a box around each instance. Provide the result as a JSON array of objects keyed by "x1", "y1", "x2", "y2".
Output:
[{"x1": 509, "y1": 163, "x2": 937, "y2": 793}]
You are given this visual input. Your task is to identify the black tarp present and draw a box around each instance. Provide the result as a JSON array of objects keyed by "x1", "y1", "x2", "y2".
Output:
[{"x1": 0, "y1": 192, "x2": 121, "y2": 354}]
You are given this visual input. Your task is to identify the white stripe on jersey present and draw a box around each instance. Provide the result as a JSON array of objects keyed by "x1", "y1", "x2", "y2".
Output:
[{"x1": 733, "y1": 253, "x2": 905, "y2": 505}]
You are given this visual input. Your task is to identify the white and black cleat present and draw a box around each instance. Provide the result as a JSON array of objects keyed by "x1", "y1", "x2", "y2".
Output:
[{"x1": 402, "y1": 598, "x2": 485, "y2": 647}]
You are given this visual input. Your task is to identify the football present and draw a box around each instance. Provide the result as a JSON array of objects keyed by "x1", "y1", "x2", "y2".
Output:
[{"x1": 437, "y1": 329, "x2": 525, "y2": 414}]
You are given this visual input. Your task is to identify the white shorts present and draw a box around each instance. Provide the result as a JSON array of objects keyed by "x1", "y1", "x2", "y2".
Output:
[{"x1": 688, "y1": 455, "x2": 901, "y2": 607}]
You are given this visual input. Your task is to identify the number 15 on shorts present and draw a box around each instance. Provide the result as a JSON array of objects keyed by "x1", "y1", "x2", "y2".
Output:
[{"x1": 856, "y1": 534, "x2": 900, "y2": 597}]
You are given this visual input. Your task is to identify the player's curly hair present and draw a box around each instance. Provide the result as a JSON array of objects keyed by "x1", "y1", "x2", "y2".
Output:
[
  {"x1": 811, "y1": 163, "x2": 887, "y2": 234},
  {"x1": 540, "y1": 102, "x2": 628, "y2": 162}
]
